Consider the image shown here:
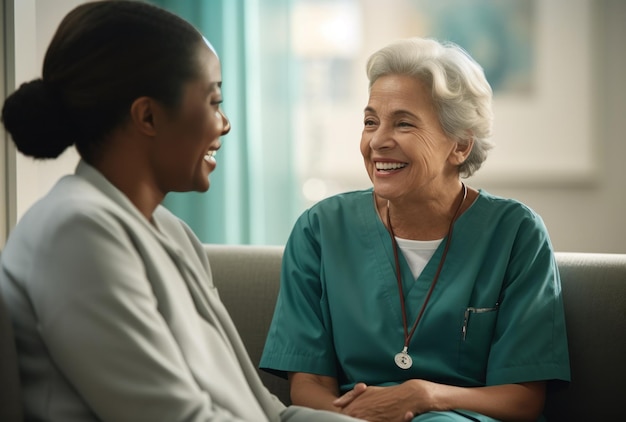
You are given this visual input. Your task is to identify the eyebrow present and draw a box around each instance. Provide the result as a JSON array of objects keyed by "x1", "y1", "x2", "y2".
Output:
[{"x1": 206, "y1": 81, "x2": 222, "y2": 95}]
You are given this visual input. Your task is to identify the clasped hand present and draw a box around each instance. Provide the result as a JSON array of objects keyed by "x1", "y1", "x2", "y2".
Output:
[{"x1": 333, "y1": 380, "x2": 435, "y2": 422}]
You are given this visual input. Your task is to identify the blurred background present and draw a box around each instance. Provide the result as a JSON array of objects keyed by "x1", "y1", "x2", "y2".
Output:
[{"x1": 1, "y1": 0, "x2": 624, "y2": 252}]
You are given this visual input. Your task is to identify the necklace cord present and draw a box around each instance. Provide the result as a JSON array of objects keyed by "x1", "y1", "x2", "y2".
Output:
[{"x1": 386, "y1": 183, "x2": 468, "y2": 349}]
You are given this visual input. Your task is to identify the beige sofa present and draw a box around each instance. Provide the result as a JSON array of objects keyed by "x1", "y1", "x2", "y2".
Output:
[
  {"x1": 206, "y1": 245, "x2": 626, "y2": 422},
  {"x1": 1, "y1": 245, "x2": 625, "y2": 421}
]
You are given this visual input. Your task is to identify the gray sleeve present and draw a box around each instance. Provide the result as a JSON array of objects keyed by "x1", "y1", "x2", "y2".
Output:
[{"x1": 281, "y1": 406, "x2": 365, "y2": 422}]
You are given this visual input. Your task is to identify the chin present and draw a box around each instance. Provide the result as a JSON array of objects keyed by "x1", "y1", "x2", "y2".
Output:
[
  {"x1": 192, "y1": 171, "x2": 212, "y2": 192},
  {"x1": 195, "y1": 182, "x2": 211, "y2": 193}
]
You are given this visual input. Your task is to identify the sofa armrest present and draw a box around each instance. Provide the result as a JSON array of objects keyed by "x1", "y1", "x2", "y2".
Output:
[{"x1": 544, "y1": 252, "x2": 626, "y2": 421}]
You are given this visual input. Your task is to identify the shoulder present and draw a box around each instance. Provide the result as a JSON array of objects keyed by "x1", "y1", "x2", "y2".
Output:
[
  {"x1": 2, "y1": 176, "x2": 133, "y2": 278},
  {"x1": 18, "y1": 175, "x2": 117, "y2": 231},
  {"x1": 299, "y1": 189, "x2": 373, "y2": 223},
  {"x1": 6, "y1": 175, "x2": 143, "y2": 261},
  {"x1": 285, "y1": 189, "x2": 376, "y2": 252},
  {"x1": 473, "y1": 189, "x2": 545, "y2": 227},
  {"x1": 469, "y1": 189, "x2": 554, "y2": 257}
]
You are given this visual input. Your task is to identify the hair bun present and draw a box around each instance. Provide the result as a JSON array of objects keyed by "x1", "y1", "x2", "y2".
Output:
[{"x1": 1, "y1": 79, "x2": 74, "y2": 159}]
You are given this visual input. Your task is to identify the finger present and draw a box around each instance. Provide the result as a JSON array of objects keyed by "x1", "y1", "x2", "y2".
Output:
[
  {"x1": 353, "y1": 382, "x2": 367, "y2": 394},
  {"x1": 332, "y1": 392, "x2": 353, "y2": 408},
  {"x1": 404, "y1": 411, "x2": 415, "y2": 421},
  {"x1": 332, "y1": 383, "x2": 368, "y2": 407}
]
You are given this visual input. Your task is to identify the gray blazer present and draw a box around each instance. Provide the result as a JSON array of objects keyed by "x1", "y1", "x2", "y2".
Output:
[{"x1": 1, "y1": 161, "x2": 287, "y2": 421}]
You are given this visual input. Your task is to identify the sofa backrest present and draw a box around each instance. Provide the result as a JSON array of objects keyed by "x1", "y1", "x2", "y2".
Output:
[
  {"x1": 207, "y1": 245, "x2": 626, "y2": 421},
  {"x1": 206, "y1": 244, "x2": 290, "y2": 404}
]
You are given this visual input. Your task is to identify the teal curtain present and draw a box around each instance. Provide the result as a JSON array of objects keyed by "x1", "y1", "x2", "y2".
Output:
[{"x1": 149, "y1": 0, "x2": 300, "y2": 245}]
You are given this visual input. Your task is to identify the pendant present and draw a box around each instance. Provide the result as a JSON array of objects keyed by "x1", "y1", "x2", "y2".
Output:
[{"x1": 394, "y1": 349, "x2": 413, "y2": 369}]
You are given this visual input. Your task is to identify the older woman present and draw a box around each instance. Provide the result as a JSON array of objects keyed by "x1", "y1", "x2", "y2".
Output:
[{"x1": 260, "y1": 38, "x2": 570, "y2": 422}]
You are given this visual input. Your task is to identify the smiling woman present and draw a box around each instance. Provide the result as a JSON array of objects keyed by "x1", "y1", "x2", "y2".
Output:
[
  {"x1": 0, "y1": 2, "x2": 363, "y2": 421},
  {"x1": 260, "y1": 37, "x2": 571, "y2": 422}
]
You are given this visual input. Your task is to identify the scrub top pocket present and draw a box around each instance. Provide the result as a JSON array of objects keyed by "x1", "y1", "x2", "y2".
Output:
[{"x1": 457, "y1": 304, "x2": 499, "y2": 382}]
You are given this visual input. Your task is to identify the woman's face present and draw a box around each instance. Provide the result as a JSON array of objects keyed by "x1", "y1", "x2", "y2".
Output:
[
  {"x1": 151, "y1": 43, "x2": 230, "y2": 194},
  {"x1": 360, "y1": 74, "x2": 460, "y2": 201}
]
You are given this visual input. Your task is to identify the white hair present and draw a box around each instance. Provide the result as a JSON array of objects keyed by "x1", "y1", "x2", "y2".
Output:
[{"x1": 366, "y1": 37, "x2": 494, "y2": 177}]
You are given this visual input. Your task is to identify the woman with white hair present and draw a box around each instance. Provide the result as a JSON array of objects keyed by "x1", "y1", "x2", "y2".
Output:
[{"x1": 261, "y1": 38, "x2": 570, "y2": 421}]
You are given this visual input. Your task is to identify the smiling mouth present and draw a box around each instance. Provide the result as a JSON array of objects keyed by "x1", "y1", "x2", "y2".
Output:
[
  {"x1": 375, "y1": 162, "x2": 407, "y2": 172},
  {"x1": 204, "y1": 150, "x2": 216, "y2": 163}
]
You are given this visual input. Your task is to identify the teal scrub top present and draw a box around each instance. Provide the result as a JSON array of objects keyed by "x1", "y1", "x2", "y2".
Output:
[{"x1": 260, "y1": 189, "x2": 570, "y2": 393}]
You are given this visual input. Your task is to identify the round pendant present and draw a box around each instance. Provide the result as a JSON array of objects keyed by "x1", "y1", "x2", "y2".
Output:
[{"x1": 394, "y1": 351, "x2": 413, "y2": 369}]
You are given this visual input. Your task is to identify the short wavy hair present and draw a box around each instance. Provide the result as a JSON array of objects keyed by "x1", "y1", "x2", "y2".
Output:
[{"x1": 366, "y1": 37, "x2": 494, "y2": 177}]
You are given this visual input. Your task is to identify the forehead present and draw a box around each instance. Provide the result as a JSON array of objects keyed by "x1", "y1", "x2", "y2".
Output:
[
  {"x1": 195, "y1": 43, "x2": 221, "y2": 82},
  {"x1": 367, "y1": 74, "x2": 431, "y2": 110}
]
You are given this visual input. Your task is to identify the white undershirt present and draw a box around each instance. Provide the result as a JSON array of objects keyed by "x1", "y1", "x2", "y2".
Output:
[{"x1": 395, "y1": 237, "x2": 443, "y2": 279}]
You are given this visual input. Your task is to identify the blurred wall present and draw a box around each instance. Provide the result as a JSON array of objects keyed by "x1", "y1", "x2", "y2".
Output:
[{"x1": 475, "y1": 0, "x2": 625, "y2": 253}]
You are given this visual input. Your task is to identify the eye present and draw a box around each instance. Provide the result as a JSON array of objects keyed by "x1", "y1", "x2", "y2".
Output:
[
  {"x1": 397, "y1": 121, "x2": 414, "y2": 128},
  {"x1": 364, "y1": 118, "x2": 377, "y2": 126}
]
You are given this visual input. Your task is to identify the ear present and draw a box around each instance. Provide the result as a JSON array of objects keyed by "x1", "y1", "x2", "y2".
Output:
[
  {"x1": 449, "y1": 138, "x2": 474, "y2": 166},
  {"x1": 129, "y1": 96, "x2": 158, "y2": 137}
]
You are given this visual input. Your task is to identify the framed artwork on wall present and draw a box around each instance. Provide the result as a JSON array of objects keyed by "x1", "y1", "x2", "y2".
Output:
[{"x1": 445, "y1": 0, "x2": 596, "y2": 186}]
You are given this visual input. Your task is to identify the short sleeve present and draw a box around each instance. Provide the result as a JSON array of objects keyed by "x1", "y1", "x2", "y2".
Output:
[
  {"x1": 486, "y1": 212, "x2": 570, "y2": 385},
  {"x1": 260, "y1": 210, "x2": 338, "y2": 379}
]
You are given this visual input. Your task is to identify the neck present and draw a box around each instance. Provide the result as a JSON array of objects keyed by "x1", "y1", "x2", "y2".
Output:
[
  {"x1": 90, "y1": 140, "x2": 164, "y2": 221},
  {"x1": 378, "y1": 182, "x2": 469, "y2": 240}
]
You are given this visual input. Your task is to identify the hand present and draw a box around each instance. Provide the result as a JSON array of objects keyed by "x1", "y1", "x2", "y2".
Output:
[{"x1": 335, "y1": 380, "x2": 436, "y2": 422}]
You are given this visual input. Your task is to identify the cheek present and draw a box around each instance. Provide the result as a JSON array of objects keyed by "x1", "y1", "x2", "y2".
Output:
[
  {"x1": 195, "y1": 108, "x2": 221, "y2": 135},
  {"x1": 409, "y1": 133, "x2": 440, "y2": 156},
  {"x1": 360, "y1": 133, "x2": 371, "y2": 160},
  {"x1": 187, "y1": 120, "x2": 216, "y2": 147}
]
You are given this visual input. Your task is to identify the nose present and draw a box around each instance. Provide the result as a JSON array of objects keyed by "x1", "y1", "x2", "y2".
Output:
[
  {"x1": 368, "y1": 124, "x2": 394, "y2": 150},
  {"x1": 219, "y1": 109, "x2": 231, "y2": 135}
]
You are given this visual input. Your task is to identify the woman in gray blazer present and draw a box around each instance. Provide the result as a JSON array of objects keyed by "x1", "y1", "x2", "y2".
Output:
[{"x1": 0, "y1": 2, "x2": 360, "y2": 421}]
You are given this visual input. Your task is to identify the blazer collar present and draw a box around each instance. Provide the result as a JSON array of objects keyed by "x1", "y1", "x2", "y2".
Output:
[{"x1": 74, "y1": 160, "x2": 230, "y2": 339}]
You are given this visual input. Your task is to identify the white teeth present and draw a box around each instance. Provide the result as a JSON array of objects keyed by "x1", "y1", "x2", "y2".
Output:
[
  {"x1": 204, "y1": 151, "x2": 216, "y2": 163},
  {"x1": 376, "y1": 162, "x2": 407, "y2": 170}
]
